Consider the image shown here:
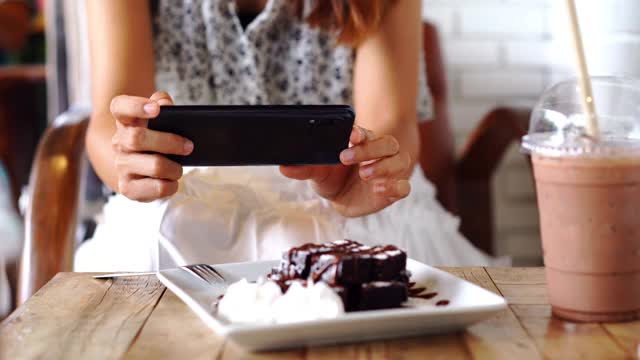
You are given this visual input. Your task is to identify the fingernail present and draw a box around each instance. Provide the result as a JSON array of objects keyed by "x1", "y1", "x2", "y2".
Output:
[
  {"x1": 144, "y1": 102, "x2": 158, "y2": 115},
  {"x1": 397, "y1": 180, "x2": 411, "y2": 196},
  {"x1": 184, "y1": 140, "x2": 194, "y2": 154},
  {"x1": 360, "y1": 167, "x2": 374, "y2": 178},
  {"x1": 341, "y1": 149, "x2": 355, "y2": 163}
]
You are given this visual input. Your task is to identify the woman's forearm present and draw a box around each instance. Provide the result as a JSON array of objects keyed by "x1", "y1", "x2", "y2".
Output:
[
  {"x1": 395, "y1": 122, "x2": 421, "y2": 174},
  {"x1": 86, "y1": 112, "x2": 119, "y2": 192},
  {"x1": 352, "y1": 0, "x2": 423, "y2": 177},
  {"x1": 86, "y1": 0, "x2": 157, "y2": 194},
  {"x1": 364, "y1": 115, "x2": 421, "y2": 175}
]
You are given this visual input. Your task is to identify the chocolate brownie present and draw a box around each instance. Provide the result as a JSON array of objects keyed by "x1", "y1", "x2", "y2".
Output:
[
  {"x1": 357, "y1": 281, "x2": 408, "y2": 311},
  {"x1": 309, "y1": 252, "x2": 373, "y2": 285},
  {"x1": 369, "y1": 245, "x2": 407, "y2": 281},
  {"x1": 268, "y1": 239, "x2": 410, "y2": 312}
]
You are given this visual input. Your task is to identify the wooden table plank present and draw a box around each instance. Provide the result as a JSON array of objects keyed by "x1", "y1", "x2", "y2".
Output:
[
  {"x1": 486, "y1": 268, "x2": 546, "y2": 285},
  {"x1": 309, "y1": 334, "x2": 472, "y2": 360},
  {"x1": 124, "y1": 290, "x2": 225, "y2": 360},
  {"x1": 382, "y1": 334, "x2": 471, "y2": 360},
  {"x1": 510, "y1": 305, "x2": 630, "y2": 359},
  {"x1": 445, "y1": 267, "x2": 541, "y2": 360},
  {"x1": 0, "y1": 273, "x2": 164, "y2": 360},
  {"x1": 485, "y1": 268, "x2": 547, "y2": 305},
  {"x1": 601, "y1": 322, "x2": 640, "y2": 357},
  {"x1": 487, "y1": 269, "x2": 631, "y2": 359},
  {"x1": 4, "y1": 268, "x2": 639, "y2": 359},
  {"x1": 220, "y1": 341, "x2": 306, "y2": 359}
]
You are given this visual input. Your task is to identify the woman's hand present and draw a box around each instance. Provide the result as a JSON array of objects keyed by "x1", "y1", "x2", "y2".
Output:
[
  {"x1": 110, "y1": 91, "x2": 193, "y2": 202},
  {"x1": 280, "y1": 126, "x2": 413, "y2": 217}
]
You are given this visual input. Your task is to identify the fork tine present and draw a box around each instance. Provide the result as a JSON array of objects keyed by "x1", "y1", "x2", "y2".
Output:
[
  {"x1": 192, "y1": 266, "x2": 213, "y2": 284},
  {"x1": 197, "y1": 264, "x2": 224, "y2": 280},
  {"x1": 188, "y1": 266, "x2": 206, "y2": 283},
  {"x1": 183, "y1": 264, "x2": 224, "y2": 285}
]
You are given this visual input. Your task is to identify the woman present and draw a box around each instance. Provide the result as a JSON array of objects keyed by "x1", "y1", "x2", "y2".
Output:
[{"x1": 76, "y1": 0, "x2": 494, "y2": 271}]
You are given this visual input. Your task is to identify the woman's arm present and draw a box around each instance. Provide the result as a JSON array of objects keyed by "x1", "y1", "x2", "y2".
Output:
[
  {"x1": 280, "y1": 1, "x2": 421, "y2": 217},
  {"x1": 86, "y1": 0, "x2": 191, "y2": 200},
  {"x1": 86, "y1": 0, "x2": 155, "y2": 190},
  {"x1": 353, "y1": 0, "x2": 422, "y2": 171}
]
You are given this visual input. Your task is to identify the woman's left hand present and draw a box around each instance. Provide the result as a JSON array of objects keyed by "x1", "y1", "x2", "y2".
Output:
[{"x1": 280, "y1": 126, "x2": 413, "y2": 217}]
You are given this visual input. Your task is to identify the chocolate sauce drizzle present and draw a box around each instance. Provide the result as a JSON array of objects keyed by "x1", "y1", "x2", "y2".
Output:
[
  {"x1": 407, "y1": 283, "x2": 446, "y2": 304},
  {"x1": 415, "y1": 292, "x2": 438, "y2": 300}
]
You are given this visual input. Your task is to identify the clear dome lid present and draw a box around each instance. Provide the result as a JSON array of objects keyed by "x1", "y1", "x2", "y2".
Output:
[{"x1": 522, "y1": 76, "x2": 640, "y2": 157}]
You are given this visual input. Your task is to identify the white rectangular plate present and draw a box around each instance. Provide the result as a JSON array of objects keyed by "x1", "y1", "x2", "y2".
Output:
[{"x1": 157, "y1": 259, "x2": 506, "y2": 351}]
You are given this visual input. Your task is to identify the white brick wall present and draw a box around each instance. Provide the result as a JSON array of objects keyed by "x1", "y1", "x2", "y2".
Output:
[
  {"x1": 459, "y1": 6, "x2": 547, "y2": 37},
  {"x1": 422, "y1": 0, "x2": 640, "y2": 264}
]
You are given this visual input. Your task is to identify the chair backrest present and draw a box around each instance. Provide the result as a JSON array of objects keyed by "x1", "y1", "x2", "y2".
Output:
[{"x1": 418, "y1": 23, "x2": 457, "y2": 214}]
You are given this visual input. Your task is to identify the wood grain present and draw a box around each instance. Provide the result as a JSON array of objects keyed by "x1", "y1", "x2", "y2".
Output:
[
  {"x1": 383, "y1": 334, "x2": 471, "y2": 360},
  {"x1": 220, "y1": 341, "x2": 305, "y2": 360},
  {"x1": 308, "y1": 336, "x2": 471, "y2": 360},
  {"x1": 601, "y1": 322, "x2": 640, "y2": 357},
  {"x1": 486, "y1": 268, "x2": 546, "y2": 285},
  {"x1": 4, "y1": 268, "x2": 640, "y2": 359},
  {"x1": 124, "y1": 290, "x2": 225, "y2": 360},
  {"x1": 486, "y1": 268, "x2": 547, "y2": 305},
  {"x1": 445, "y1": 267, "x2": 541, "y2": 360},
  {"x1": 511, "y1": 305, "x2": 630, "y2": 359},
  {"x1": 1, "y1": 273, "x2": 164, "y2": 360},
  {"x1": 488, "y1": 268, "x2": 632, "y2": 359}
]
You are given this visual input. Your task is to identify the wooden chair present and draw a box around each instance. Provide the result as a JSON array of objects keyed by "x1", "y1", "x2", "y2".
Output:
[
  {"x1": 418, "y1": 24, "x2": 531, "y2": 256},
  {"x1": 15, "y1": 22, "x2": 531, "y2": 305}
]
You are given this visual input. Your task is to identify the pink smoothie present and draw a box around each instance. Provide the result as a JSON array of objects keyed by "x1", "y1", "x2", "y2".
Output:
[{"x1": 532, "y1": 154, "x2": 640, "y2": 322}]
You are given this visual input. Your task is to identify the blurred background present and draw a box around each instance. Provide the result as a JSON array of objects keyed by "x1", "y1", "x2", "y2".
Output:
[
  {"x1": 423, "y1": 0, "x2": 640, "y2": 265},
  {"x1": 1, "y1": 0, "x2": 640, "y2": 317}
]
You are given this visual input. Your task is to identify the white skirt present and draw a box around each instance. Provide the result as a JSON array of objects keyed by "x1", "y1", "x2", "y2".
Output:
[{"x1": 74, "y1": 166, "x2": 500, "y2": 272}]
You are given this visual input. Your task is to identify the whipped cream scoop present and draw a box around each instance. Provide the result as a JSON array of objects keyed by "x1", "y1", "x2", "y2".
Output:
[{"x1": 218, "y1": 278, "x2": 344, "y2": 324}]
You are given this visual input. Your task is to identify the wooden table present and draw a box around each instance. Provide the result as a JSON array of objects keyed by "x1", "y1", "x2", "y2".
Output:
[{"x1": 2, "y1": 268, "x2": 639, "y2": 359}]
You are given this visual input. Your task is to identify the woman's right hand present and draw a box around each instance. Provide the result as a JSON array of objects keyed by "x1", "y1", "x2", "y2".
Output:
[{"x1": 110, "y1": 91, "x2": 194, "y2": 202}]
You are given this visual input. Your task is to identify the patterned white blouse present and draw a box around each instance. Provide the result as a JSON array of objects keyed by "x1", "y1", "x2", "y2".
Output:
[
  {"x1": 152, "y1": 0, "x2": 433, "y2": 119},
  {"x1": 74, "y1": 0, "x2": 497, "y2": 273}
]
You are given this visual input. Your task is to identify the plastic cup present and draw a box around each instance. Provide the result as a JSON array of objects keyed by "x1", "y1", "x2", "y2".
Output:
[{"x1": 522, "y1": 77, "x2": 640, "y2": 322}]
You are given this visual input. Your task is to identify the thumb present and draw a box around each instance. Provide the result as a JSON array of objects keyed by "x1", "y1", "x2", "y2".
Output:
[{"x1": 150, "y1": 91, "x2": 175, "y2": 106}]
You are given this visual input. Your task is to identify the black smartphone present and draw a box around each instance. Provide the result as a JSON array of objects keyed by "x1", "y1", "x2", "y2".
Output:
[{"x1": 147, "y1": 105, "x2": 355, "y2": 166}]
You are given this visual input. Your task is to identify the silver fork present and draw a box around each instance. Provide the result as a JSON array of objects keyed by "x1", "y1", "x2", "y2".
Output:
[
  {"x1": 93, "y1": 264, "x2": 225, "y2": 283},
  {"x1": 181, "y1": 264, "x2": 227, "y2": 311},
  {"x1": 181, "y1": 264, "x2": 225, "y2": 285}
]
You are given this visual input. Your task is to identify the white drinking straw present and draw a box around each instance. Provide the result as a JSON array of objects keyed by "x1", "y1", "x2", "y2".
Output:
[{"x1": 565, "y1": 0, "x2": 600, "y2": 138}]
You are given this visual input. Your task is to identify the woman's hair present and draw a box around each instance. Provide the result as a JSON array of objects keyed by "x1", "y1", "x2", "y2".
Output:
[{"x1": 294, "y1": 0, "x2": 396, "y2": 46}]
